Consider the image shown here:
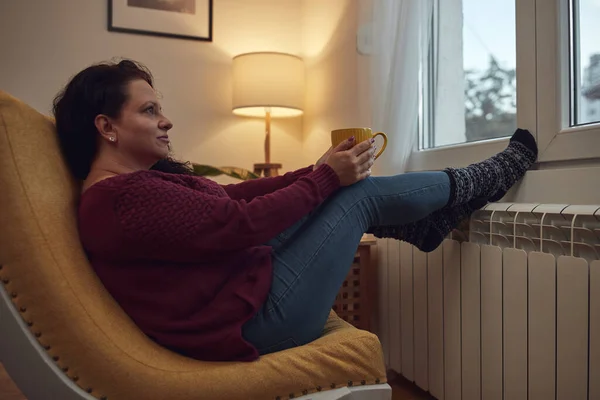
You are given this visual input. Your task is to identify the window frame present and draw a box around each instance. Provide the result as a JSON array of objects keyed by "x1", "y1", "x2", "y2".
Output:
[
  {"x1": 407, "y1": 0, "x2": 600, "y2": 173},
  {"x1": 536, "y1": 0, "x2": 600, "y2": 163}
]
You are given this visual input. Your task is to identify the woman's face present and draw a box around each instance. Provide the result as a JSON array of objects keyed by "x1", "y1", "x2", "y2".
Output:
[{"x1": 110, "y1": 79, "x2": 173, "y2": 167}]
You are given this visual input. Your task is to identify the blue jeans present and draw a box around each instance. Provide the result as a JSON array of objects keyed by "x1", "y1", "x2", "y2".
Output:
[{"x1": 241, "y1": 171, "x2": 450, "y2": 354}]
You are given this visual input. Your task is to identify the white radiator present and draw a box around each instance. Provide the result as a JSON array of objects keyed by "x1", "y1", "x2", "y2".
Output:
[{"x1": 376, "y1": 203, "x2": 600, "y2": 400}]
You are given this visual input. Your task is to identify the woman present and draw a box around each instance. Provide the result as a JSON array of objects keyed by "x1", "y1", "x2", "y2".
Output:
[{"x1": 54, "y1": 59, "x2": 537, "y2": 362}]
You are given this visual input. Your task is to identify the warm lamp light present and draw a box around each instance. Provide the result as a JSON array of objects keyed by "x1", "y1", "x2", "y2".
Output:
[{"x1": 232, "y1": 52, "x2": 305, "y2": 176}]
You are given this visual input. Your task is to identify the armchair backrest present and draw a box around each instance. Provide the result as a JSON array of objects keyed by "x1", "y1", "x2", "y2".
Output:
[{"x1": 0, "y1": 90, "x2": 194, "y2": 398}]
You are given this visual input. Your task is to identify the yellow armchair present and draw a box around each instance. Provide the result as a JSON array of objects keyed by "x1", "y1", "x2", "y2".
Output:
[{"x1": 0, "y1": 90, "x2": 389, "y2": 400}]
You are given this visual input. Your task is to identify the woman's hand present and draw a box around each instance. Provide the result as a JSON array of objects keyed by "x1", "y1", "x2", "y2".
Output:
[
  {"x1": 324, "y1": 137, "x2": 376, "y2": 186},
  {"x1": 314, "y1": 147, "x2": 333, "y2": 170}
]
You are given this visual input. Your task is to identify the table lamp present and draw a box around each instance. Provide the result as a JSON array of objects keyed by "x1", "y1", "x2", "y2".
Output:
[{"x1": 232, "y1": 52, "x2": 305, "y2": 177}]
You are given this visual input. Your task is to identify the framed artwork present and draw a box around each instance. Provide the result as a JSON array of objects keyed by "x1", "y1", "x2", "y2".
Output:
[{"x1": 108, "y1": 0, "x2": 213, "y2": 42}]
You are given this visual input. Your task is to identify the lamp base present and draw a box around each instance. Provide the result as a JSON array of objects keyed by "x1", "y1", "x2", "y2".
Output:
[{"x1": 253, "y1": 163, "x2": 282, "y2": 177}]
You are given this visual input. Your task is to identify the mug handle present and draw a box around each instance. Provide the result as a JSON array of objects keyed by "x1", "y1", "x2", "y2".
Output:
[{"x1": 373, "y1": 132, "x2": 388, "y2": 160}]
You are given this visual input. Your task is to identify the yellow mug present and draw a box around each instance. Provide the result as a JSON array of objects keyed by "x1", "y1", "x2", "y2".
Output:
[{"x1": 331, "y1": 128, "x2": 388, "y2": 160}]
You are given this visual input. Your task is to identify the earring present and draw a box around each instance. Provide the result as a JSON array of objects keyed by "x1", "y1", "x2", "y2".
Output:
[{"x1": 109, "y1": 137, "x2": 116, "y2": 142}]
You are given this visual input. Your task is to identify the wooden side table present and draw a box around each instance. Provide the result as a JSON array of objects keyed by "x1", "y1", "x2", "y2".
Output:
[
  {"x1": 253, "y1": 163, "x2": 282, "y2": 177},
  {"x1": 332, "y1": 234, "x2": 377, "y2": 332}
]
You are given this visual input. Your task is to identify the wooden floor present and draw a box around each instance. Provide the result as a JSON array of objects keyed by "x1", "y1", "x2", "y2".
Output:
[
  {"x1": 0, "y1": 363, "x2": 24, "y2": 400},
  {"x1": 389, "y1": 371, "x2": 434, "y2": 400},
  {"x1": 0, "y1": 363, "x2": 432, "y2": 400}
]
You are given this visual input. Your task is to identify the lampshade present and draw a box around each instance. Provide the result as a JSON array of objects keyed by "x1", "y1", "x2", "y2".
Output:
[{"x1": 232, "y1": 52, "x2": 305, "y2": 118}]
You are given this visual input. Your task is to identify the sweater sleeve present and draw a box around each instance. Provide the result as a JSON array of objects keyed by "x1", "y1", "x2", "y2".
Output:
[
  {"x1": 219, "y1": 166, "x2": 315, "y2": 201},
  {"x1": 114, "y1": 165, "x2": 340, "y2": 257}
]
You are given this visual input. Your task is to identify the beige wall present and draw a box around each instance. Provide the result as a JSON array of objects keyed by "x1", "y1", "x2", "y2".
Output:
[
  {"x1": 0, "y1": 0, "x2": 310, "y2": 183},
  {"x1": 301, "y1": 0, "x2": 369, "y2": 164}
]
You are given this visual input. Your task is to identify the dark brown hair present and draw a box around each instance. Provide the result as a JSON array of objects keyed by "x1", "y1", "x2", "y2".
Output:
[{"x1": 53, "y1": 59, "x2": 193, "y2": 180}]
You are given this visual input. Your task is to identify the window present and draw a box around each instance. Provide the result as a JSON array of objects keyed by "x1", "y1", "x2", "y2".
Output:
[
  {"x1": 570, "y1": 0, "x2": 600, "y2": 126},
  {"x1": 412, "y1": 0, "x2": 600, "y2": 177},
  {"x1": 420, "y1": 0, "x2": 517, "y2": 150},
  {"x1": 536, "y1": 0, "x2": 600, "y2": 164}
]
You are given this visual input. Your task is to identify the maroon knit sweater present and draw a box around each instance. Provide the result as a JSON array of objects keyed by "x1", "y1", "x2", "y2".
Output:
[{"x1": 78, "y1": 165, "x2": 340, "y2": 361}]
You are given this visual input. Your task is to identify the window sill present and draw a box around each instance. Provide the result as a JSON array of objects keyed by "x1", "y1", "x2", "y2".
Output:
[
  {"x1": 502, "y1": 165, "x2": 600, "y2": 205},
  {"x1": 403, "y1": 134, "x2": 600, "y2": 205}
]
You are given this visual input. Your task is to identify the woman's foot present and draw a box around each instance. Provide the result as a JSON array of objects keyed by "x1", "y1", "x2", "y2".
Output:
[
  {"x1": 368, "y1": 197, "x2": 488, "y2": 252},
  {"x1": 443, "y1": 128, "x2": 537, "y2": 206},
  {"x1": 418, "y1": 197, "x2": 488, "y2": 252}
]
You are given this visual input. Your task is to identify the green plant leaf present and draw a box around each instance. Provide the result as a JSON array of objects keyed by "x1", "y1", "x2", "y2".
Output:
[{"x1": 192, "y1": 164, "x2": 259, "y2": 180}]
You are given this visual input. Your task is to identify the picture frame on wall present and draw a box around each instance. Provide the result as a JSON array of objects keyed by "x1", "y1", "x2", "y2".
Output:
[{"x1": 108, "y1": 0, "x2": 213, "y2": 42}]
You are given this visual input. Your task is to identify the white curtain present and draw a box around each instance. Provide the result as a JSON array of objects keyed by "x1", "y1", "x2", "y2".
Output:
[{"x1": 370, "y1": 0, "x2": 434, "y2": 176}]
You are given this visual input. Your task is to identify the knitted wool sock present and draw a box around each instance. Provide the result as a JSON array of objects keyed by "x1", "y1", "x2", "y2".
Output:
[
  {"x1": 368, "y1": 197, "x2": 488, "y2": 252},
  {"x1": 443, "y1": 129, "x2": 538, "y2": 206},
  {"x1": 418, "y1": 197, "x2": 488, "y2": 252}
]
